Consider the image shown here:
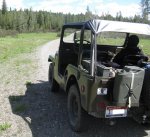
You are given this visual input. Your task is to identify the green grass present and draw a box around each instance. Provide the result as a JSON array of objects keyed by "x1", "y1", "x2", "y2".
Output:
[
  {"x1": 140, "y1": 39, "x2": 150, "y2": 56},
  {"x1": 14, "y1": 58, "x2": 32, "y2": 67},
  {"x1": 98, "y1": 37, "x2": 124, "y2": 46},
  {"x1": 98, "y1": 38, "x2": 150, "y2": 56},
  {"x1": 0, "y1": 123, "x2": 11, "y2": 132},
  {"x1": 0, "y1": 32, "x2": 57, "y2": 62}
]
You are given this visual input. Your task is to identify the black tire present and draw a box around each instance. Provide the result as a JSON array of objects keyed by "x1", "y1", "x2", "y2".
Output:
[
  {"x1": 142, "y1": 68, "x2": 150, "y2": 109},
  {"x1": 48, "y1": 63, "x2": 59, "y2": 92},
  {"x1": 67, "y1": 84, "x2": 86, "y2": 132}
]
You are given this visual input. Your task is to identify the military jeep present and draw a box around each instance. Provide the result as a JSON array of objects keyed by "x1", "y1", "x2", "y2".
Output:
[{"x1": 48, "y1": 19, "x2": 150, "y2": 131}]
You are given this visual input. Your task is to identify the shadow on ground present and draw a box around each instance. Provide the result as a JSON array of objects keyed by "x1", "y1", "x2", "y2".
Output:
[{"x1": 9, "y1": 81, "x2": 150, "y2": 137}]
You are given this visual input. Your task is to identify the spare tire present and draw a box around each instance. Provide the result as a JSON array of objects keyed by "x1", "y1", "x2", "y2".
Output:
[{"x1": 141, "y1": 68, "x2": 150, "y2": 109}]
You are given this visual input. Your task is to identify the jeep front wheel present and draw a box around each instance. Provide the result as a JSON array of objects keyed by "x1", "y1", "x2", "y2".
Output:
[
  {"x1": 48, "y1": 63, "x2": 59, "y2": 92},
  {"x1": 67, "y1": 84, "x2": 85, "y2": 132}
]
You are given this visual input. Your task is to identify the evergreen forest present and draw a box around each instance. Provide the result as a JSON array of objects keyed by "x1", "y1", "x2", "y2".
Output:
[{"x1": 0, "y1": 0, "x2": 149, "y2": 36}]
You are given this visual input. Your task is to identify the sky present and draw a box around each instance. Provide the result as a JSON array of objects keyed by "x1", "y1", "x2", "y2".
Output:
[{"x1": 0, "y1": 0, "x2": 142, "y2": 17}]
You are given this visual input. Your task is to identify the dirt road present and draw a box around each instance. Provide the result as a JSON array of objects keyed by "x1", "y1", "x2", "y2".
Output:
[{"x1": 0, "y1": 39, "x2": 150, "y2": 137}]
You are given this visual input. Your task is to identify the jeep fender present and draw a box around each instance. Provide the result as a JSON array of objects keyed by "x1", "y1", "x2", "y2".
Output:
[
  {"x1": 66, "y1": 75, "x2": 78, "y2": 93},
  {"x1": 65, "y1": 65, "x2": 87, "y2": 111}
]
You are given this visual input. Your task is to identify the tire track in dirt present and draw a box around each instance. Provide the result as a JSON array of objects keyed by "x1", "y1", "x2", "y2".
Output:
[{"x1": 38, "y1": 39, "x2": 60, "y2": 80}]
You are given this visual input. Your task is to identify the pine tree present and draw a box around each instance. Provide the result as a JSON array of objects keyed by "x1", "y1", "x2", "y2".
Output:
[
  {"x1": 37, "y1": 11, "x2": 44, "y2": 29},
  {"x1": 141, "y1": 0, "x2": 150, "y2": 20},
  {"x1": 116, "y1": 11, "x2": 123, "y2": 21},
  {"x1": 2, "y1": 0, "x2": 7, "y2": 15},
  {"x1": 85, "y1": 6, "x2": 93, "y2": 20}
]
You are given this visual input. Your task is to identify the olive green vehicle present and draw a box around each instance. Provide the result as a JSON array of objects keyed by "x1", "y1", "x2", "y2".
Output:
[{"x1": 48, "y1": 19, "x2": 150, "y2": 131}]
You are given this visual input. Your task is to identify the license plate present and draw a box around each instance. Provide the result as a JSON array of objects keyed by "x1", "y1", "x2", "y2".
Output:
[{"x1": 105, "y1": 106, "x2": 127, "y2": 118}]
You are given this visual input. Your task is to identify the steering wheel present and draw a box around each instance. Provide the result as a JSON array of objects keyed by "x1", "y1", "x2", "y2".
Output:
[
  {"x1": 83, "y1": 40, "x2": 91, "y2": 44},
  {"x1": 74, "y1": 39, "x2": 91, "y2": 44},
  {"x1": 74, "y1": 39, "x2": 80, "y2": 44},
  {"x1": 73, "y1": 40, "x2": 91, "y2": 54},
  {"x1": 123, "y1": 55, "x2": 148, "y2": 66}
]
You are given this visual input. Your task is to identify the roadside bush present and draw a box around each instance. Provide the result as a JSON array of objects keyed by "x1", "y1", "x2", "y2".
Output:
[{"x1": 0, "y1": 29, "x2": 18, "y2": 37}]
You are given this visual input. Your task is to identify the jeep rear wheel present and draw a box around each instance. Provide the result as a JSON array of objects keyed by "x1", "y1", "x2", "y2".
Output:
[
  {"x1": 48, "y1": 63, "x2": 59, "y2": 92},
  {"x1": 67, "y1": 85, "x2": 85, "y2": 132}
]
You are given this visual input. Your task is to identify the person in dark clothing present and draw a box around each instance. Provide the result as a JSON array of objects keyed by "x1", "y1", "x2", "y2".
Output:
[{"x1": 113, "y1": 35, "x2": 145, "y2": 66}]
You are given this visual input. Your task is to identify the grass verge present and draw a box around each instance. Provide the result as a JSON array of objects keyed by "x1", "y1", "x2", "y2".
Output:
[
  {"x1": 0, "y1": 123, "x2": 11, "y2": 132},
  {"x1": 0, "y1": 32, "x2": 57, "y2": 63}
]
